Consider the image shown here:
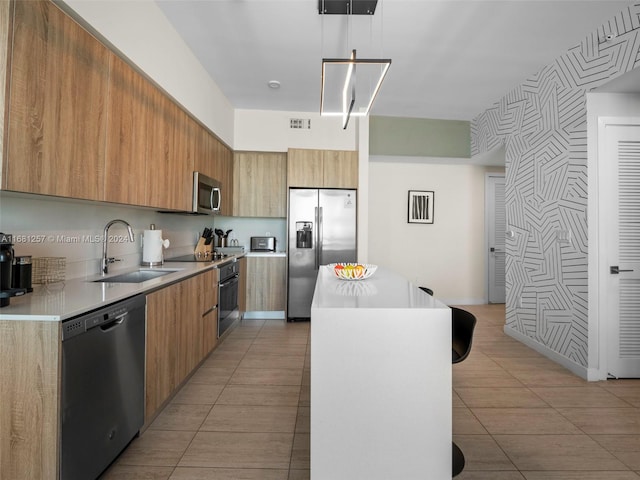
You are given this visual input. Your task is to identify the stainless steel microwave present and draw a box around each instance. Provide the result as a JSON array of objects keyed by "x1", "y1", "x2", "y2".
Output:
[{"x1": 193, "y1": 172, "x2": 221, "y2": 215}]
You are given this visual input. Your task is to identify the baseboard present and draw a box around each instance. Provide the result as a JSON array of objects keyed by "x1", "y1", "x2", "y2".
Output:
[
  {"x1": 243, "y1": 311, "x2": 285, "y2": 320},
  {"x1": 442, "y1": 298, "x2": 487, "y2": 306},
  {"x1": 503, "y1": 325, "x2": 590, "y2": 380}
]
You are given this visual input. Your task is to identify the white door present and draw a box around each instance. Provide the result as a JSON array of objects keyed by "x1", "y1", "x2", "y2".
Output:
[
  {"x1": 603, "y1": 121, "x2": 640, "y2": 378},
  {"x1": 486, "y1": 174, "x2": 506, "y2": 304}
]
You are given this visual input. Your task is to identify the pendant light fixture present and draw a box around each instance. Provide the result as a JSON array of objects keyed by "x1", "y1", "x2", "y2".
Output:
[{"x1": 319, "y1": 0, "x2": 391, "y2": 129}]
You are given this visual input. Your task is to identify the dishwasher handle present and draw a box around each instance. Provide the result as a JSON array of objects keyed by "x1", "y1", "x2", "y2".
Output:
[{"x1": 99, "y1": 312, "x2": 127, "y2": 332}]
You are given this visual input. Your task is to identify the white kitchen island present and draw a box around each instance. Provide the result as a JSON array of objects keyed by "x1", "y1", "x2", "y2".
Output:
[{"x1": 310, "y1": 265, "x2": 452, "y2": 480}]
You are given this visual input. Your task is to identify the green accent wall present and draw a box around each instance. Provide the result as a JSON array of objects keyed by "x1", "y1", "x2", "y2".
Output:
[{"x1": 370, "y1": 116, "x2": 471, "y2": 158}]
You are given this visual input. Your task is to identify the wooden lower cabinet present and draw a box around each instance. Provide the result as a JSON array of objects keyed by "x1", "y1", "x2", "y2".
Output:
[
  {"x1": 201, "y1": 269, "x2": 219, "y2": 356},
  {"x1": 0, "y1": 320, "x2": 61, "y2": 480},
  {"x1": 145, "y1": 269, "x2": 218, "y2": 423},
  {"x1": 246, "y1": 256, "x2": 286, "y2": 311},
  {"x1": 145, "y1": 282, "x2": 180, "y2": 423},
  {"x1": 238, "y1": 256, "x2": 247, "y2": 315}
]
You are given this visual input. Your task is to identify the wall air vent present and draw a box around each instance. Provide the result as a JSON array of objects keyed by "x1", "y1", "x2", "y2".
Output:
[{"x1": 290, "y1": 118, "x2": 311, "y2": 130}]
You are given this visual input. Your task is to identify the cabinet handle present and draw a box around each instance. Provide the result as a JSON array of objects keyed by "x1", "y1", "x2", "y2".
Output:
[{"x1": 202, "y1": 305, "x2": 218, "y2": 317}]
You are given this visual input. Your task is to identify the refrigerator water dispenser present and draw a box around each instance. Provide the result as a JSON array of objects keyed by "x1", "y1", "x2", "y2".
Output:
[{"x1": 296, "y1": 222, "x2": 313, "y2": 248}]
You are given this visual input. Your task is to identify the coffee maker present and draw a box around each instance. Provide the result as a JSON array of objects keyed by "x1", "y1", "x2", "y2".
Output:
[{"x1": 0, "y1": 233, "x2": 27, "y2": 307}]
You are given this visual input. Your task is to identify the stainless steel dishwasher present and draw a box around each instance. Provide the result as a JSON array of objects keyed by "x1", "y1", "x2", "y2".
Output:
[{"x1": 61, "y1": 294, "x2": 145, "y2": 480}]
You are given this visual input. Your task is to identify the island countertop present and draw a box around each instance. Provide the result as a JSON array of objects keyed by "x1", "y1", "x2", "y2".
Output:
[
  {"x1": 310, "y1": 265, "x2": 452, "y2": 479},
  {"x1": 311, "y1": 264, "x2": 449, "y2": 310}
]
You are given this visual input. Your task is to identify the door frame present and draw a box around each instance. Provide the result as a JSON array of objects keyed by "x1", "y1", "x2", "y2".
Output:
[
  {"x1": 591, "y1": 116, "x2": 640, "y2": 380},
  {"x1": 484, "y1": 172, "x2": 506, "y2": 304}
]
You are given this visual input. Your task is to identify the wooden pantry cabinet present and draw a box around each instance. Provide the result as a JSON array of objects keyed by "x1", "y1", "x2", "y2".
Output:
[
  {"x1": 233, "y1": 151, "x2": 287, "y2": 217},
  {"x1": 4, "y1": 0, "x2": 109, "y2": 200},
  {"x1": 287, "y1": 148, "x2": 358, "y2": 189}
]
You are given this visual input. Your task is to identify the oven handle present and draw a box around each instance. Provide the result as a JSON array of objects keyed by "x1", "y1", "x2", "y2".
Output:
[{"x1": 219, "y1": 274, "x2": 239, "y2": 288}]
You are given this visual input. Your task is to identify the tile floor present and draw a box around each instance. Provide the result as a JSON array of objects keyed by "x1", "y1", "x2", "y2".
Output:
[{"x1": 101, "y1": 304, "x2": 640, "y2": 480}]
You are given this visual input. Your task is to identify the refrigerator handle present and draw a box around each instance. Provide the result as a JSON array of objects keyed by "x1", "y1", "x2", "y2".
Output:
[
  {"x1": 314, "y1": 207, "x2": 318, "y2": 269},
  {"x1": 318, "y1": 206, "x2": 323, "y2": 268}
]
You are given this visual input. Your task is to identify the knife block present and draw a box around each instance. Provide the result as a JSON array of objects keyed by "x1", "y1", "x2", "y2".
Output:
[{"x1": 194, "y1": 237, "x2": 213, "y2": 258}]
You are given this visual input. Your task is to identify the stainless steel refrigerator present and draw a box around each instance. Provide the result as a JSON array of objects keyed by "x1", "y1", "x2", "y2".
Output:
[{"x1": 287, "y1": 188, "x2": 357, "y2": 320}]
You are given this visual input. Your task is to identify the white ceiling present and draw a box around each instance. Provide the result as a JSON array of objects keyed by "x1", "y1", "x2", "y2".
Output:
[{"x1": 156, "y1": 0, "x2": 633, "y2": 121}]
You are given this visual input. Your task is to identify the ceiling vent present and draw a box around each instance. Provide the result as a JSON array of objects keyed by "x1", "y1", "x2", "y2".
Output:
[
  {"x1": 290, "y1": 118, "x2": 311, "y2": 130},
  {"x1": 318, "y1": 0, "x2": 378, "y2": 15}
]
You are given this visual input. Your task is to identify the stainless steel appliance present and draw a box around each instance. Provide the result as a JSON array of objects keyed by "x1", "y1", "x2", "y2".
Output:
[
  {"x1": 0, "y1": 233, "x2": 27, "y2": 307},
  {"x1": 193, "y1": 172, "x2": 222, "y2": 215},
  {"x1": 12, "y1": 255, "x2": 33, "y2": 293},
  {"x1": 251, "y1": 236, "x2": 276, "y2": 252},
  {"x1": 61, "y1": 295, "x2": 145, "y2": 480},
  {"x1": 287, "y1": 188, "x2": 357, "y2": 319},
  {"x1": 217, "y1": 259, "x2": 240, "y2": 337}
]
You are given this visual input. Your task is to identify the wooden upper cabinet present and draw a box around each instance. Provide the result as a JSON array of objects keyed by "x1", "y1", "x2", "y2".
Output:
[
  {"x1": 104, "y1": 55, "x2": 148, "y2": 205},
  {"x1": 0, "y1": 0, "x2": 11, "y2": 181},
  {"x1": 5, "y1": 0, "x2": 109, "y2": 200},
  {"x1": 193, "y1": 122, "x2": 215, "y2": 181},
  {"x1": 287, "y1": 148, "x2": 358, "y2": 189},
  {"x1": 233, "y1": 151, "x2": 287, "y2": 217},
  {"x1": 322, "y1": 150, "x2": 358, "y2": 188},
  {"x1": 145, "y1": 87, "x2": 192, "y2": 211},
  {"x1": 215, "y1": 139, "x2": 234, "y2": 216},
  {"x1": 288, "y1": 148, "x2": 323, "y2": 187}
]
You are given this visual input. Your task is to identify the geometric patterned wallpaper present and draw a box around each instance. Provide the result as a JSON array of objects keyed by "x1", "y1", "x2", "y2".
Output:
[{"x1": 471, "y1": 2, "x2": 640, "y2": 368}]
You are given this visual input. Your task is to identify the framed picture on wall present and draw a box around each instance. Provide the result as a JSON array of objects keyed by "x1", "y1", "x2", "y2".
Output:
[{"x1": 408, "y1": 190, "x2": 434, "y2": 224}]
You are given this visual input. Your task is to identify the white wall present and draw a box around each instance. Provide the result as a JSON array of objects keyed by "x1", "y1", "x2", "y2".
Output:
[
  {"x1": 61, "y1": 0, "x2": 234, "y2": 146},
  {"x1": 234, "y1": 110, "x2": 357, "y2": 152},
  {"x1": 586, "y1": 91, "x2": 640, "y2": 379},
  {"x1": 368, "y1": 159, "x2": 504, "y2": 304}
]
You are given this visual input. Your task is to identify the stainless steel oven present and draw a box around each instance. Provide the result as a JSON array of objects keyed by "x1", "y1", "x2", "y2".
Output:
[{"x1": 217, "y1": 259, "x2": 239, "y2": 337}]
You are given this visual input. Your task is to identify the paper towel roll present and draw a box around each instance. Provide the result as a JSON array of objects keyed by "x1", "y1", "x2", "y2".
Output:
[{"x1": 142, "y1": 229, "x2": 170, "y2": 265}]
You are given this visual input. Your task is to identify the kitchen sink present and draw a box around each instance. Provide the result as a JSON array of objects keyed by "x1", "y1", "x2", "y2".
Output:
[{"x1": 93, "y1": 269, "x2": 179, "y2": 283}]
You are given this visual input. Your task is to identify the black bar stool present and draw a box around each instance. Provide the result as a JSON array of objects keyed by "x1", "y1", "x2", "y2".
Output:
[{"x1": 451, "y1": 306, "x2": 477, "y2": 476}]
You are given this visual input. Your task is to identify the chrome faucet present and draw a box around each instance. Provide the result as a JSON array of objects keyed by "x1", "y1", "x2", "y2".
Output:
[{"x1": 101, "y1": 219, "x2": 135, "y2": 275}]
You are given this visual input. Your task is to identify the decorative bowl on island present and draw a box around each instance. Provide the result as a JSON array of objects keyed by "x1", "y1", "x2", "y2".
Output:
[{"x1": 330, "y1": 263, "x2": 377, "y2": 281}]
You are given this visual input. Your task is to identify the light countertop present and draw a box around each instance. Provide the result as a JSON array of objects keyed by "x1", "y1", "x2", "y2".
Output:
[
  {"x1": 244, "y1": 251, "x2": 286, "y2": 257},
  {"x1": 311, "y1": 265, "x2": 448, "y2": 310},
  {"x1": 0, "y1": 255, "x2": 242, "y2": 322}
]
